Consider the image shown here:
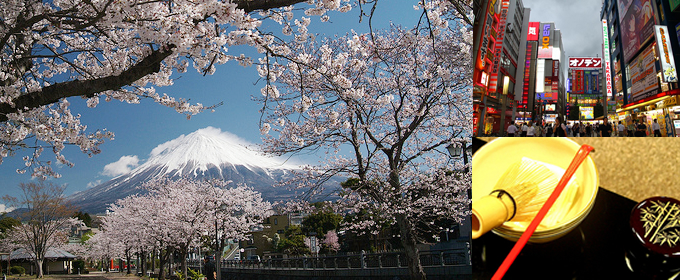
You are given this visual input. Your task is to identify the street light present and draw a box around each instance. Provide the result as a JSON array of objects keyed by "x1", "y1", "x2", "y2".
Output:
[
  {"x1": 447, "y1": 142, "x2": 472, "y2": 172},
  {"x1": 446, "y1": 143, "x2": 462, "y2": 158}
]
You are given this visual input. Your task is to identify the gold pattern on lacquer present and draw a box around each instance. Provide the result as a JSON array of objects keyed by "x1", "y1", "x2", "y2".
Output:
[{"x1": 639, "y1": 201, "x2": 680, "y2": 247}]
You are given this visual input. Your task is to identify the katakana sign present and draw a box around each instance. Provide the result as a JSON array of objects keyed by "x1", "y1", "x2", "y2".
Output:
[{"x1": 568, "y1": 58, "x2": 602, "y2": 69}]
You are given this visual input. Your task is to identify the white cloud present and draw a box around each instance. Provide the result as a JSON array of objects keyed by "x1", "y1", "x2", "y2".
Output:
[
  {"x1": 102, "y1": 155, "x2": 140, "y2": 177},
  {"x1": 0, "y1": 204, "x2": 15, "y2": 214},
  {"x1": 87, "y1": 180, "x2": 102, "y2": 189}
]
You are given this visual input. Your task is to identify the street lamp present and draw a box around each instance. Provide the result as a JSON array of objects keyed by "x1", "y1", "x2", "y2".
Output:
[
  {"x1": 447, "y1": 142, "x2": 472, "y2": 172},
  {"x1": 446, "y1": 143, "x2": 462, "y2": 158}
]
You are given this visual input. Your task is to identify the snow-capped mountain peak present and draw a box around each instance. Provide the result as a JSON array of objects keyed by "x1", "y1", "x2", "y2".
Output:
[
  {"x1": 69, "y1": 127, "x2": 301, "y2": 214},
  {"x1": 137, "y1": 126, "x2": 296, "y2": 178}
]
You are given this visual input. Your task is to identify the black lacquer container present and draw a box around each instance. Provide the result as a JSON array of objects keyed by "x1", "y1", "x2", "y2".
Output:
[{"x1": 626, "y1": 196, "x2": 680, "y2": 279}]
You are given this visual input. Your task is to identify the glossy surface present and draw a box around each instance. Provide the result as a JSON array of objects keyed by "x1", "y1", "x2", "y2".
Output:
[
  {"x1": 471, "y1": 138, "x2": 671, "y2": 279},
  {"x1": 630, "y1": 196, "x2": 680, "y2": 257},
  {"x1": 472, "y1": 187, "x2": 639, "y2": 279}
]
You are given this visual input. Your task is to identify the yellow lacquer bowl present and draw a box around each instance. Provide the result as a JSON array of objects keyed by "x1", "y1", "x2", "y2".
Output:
[{"x1": 472, "y1": 138, "x2": 599, "y2": 243}]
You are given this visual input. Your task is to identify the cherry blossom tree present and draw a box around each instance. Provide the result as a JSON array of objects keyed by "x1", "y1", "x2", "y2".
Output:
[
  {"x1": 322, "y1": 230, "x2": 340, "y2": 253},
  {"x1": 98, "y1": 177, "x2": 271, "y2": 279},
  {"x1": 0, "y1": 0, "x2": 471, "y2": 179},
  {"x1": 2, "y1": 181, "x2": 80, "y2": 278},
  {"x1": 255, "y1": 2, "x2": 471, "y2": 278},
  {"x1": 84, "y1": 229, "x2": 125, "y2": 272}
]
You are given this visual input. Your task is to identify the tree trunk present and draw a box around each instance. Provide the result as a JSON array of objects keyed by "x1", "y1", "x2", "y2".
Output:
[
  {"x1": 151, "y1": 249, "x2": 155, "y2": 273},
  {"x1": 126, "y1": 250, "x2": 132, "y2": 275},
  {"x1": 158, "y1": 250, "x2": 165, "y2": 280},
  {"x1": 216, "y1": 238, "x2": 225, "y2": 280},
  {"x1": 180, "y1": 247, "x2": 189, "y2": 280},
  {"x1": 141, "y1": 250, "x2": 146, "y2": 275},
  {"x1": 35, "y1": 259, "x2": 44, "y2": 278},
  {"x1": 396, "y1": 213, "x2": 426, "y2": 280},
  {"x1": 158, "y1": 248, "x2": 172, "y2": 280}
]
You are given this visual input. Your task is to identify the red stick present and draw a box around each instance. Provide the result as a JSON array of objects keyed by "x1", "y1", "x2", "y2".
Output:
[{"x1": 491, "y1": 144, "x2": 595, "y2": 280}]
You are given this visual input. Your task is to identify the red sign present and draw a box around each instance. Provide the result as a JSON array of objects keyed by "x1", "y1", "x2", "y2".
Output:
[
  {"x1": 568, "y1": 58, "x2": 602, "y2": 69},
  {"x1": 475, "y1": 0, "x2": 496, "y2": 70},
  {"x1": 527, "y1": 22, "x2": 540, "y2": 41},
  {"x1": 486, "y1": 107, "x2": 499, "y2": 114},
  {"x1": 573, "y1": 70, "x2": 585, "y2": 94},
  {"x1": 488, "y1": 0, "x2": 511, "y2": 93}
]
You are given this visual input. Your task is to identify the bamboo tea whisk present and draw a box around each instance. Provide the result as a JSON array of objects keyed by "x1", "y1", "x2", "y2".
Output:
[{"x1": 471, "y1": 157, "x2": 560, "y2": 239}]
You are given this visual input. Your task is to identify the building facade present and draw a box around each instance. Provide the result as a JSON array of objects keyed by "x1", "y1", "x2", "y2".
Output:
[
  {"x1": 473, "y1": 0, "x2": 529, "y2": 136},
  {"x1": 601, "y1": 0, "x2": 680, "y2": 136}
]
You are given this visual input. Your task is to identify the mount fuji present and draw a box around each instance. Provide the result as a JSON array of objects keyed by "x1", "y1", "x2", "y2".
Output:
[{"x1": 69, "y1": 127, "x2": 304, "y2": 214}]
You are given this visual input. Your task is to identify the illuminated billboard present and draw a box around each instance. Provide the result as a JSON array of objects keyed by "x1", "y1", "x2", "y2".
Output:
[
  {"x1": 527, "y1": 22, "x2": 540, "y2": 41},
  {"x1": 602, "y1": 20, "x2": 613, "y2": 98},
  {"x1": 568, "y1": 58, "x2": 602, "y2": 69},
  {"x1": 572, "y1": 70, "x2": 585, "y2": 94},
  {"x1": 538, "y1": 23, "x2": 554, "y2": 59},
  {"x1": 617, "y1": 0, "x2": 634, "y2": 20},
  {"x1": 545, "y1": 104, "x2": 556, "y2": 111},
  {"x1": 620, "y1": 0, "x2": 657, "y2": 63},
  {"x1": 536, "y1": 59, "x2": 545, "y2": 92},
  {"x1": 654, "y1": 25, "x2": 678, "y2": 82},
  {"x1": 629, "y1": 45, "x2": 659, "y2": 102},
  {"x1": 488, "y1": 0, "x2": 510, "y2": 93},
  {"x1": 536, "y1": 92, "x2": 558, "y2": 101},
  {"x1": 580, "y1": 107, "x2": 594, "y2": 120},
  {"x1": 545, "y1": 113, "x2": 558, "y2": 122}
]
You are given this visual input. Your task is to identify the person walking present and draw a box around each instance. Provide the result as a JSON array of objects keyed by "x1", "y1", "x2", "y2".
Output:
[
  {"x1": 627, "y1": 121, "x2": 635, "y2": 137},
  {"x1": 507, "y1": 121, "x2": 518, "y2": 137},
  {"x1": 546, "y1": 123, "x2": 553, "y2": 137},
  {"x1": 527, "y1": 122, "x2": 535, "y2": 137},
  {"x1": 521, "y1": 122, "x2": 528, "y2": 137},
  {"x1": 554, "y1": 116, "x2": 567, "y2": 137},
  {"x1": 617, "y1": 121, "x2": 626, "y2": 137},
  {"x1": 585, "y1": 123, "x2": 592, "y2": 137},
  {"x1": 653, "y1": 119, "x2": 662, "y2": 137},
  {"x1": 599, "y1": 117, "x2": 613, "y2": 137},
  {"x1": 635, "y1": 119, "x2": 647, "y2": 137},
  {"x1": 566, "y1": 122, "x2": 572, "y2": 136},
  {"x1": 573, "y1": 122, "x2": 580, "y2": 137}
]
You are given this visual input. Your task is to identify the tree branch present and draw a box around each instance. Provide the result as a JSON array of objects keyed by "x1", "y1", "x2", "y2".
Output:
[
  {"x1": 233, "y1": 0, "x2": 307, "y2": 13},
  {"x1": 0, "y1": 45, "x2": 176, "y2": 122}
]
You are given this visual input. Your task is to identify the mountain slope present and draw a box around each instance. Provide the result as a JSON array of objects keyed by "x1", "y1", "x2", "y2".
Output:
[{"x1": 69, "y1": 127, "x2": 302, "y2": 214}]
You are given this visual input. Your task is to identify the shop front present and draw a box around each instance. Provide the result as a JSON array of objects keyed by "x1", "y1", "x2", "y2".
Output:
[{"x1": 620, "y1": 90, "x2": 680, "y2": 136}]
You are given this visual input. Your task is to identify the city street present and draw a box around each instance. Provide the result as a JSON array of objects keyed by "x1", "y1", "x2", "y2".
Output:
[{"x1": 474, "y1": 0, "x2": 680, "y2": 137}]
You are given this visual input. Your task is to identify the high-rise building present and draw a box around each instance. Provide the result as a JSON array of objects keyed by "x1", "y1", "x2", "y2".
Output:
[
  {"x1": 515, "y1": 21, "x2": 566, "y2": 126},
  {"x1": 566, "y1": 58, "x2": 604, "y2": 122},
  {"x1": 601, "y1": 0, "x2": 680, "y2": 136},
  {"x1": 473, "y1": 0, "x2": 529, "y2": 136}
]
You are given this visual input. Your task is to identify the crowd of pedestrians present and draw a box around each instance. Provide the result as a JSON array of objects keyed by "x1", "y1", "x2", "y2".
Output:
[{"x1": 504, "y1": 117, "x2": 667, "y2": 137}]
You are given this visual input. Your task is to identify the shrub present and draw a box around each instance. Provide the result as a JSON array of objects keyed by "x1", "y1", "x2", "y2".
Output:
[
  {"x1": 177, "y1": 268, "x2": 204, "y2": 280},
  {"x1": 72, "y1": 259, "x2": 86, "y2": 274},
  {"x1": 10, "y1": 266, "x2": 25, "y2": 275}
]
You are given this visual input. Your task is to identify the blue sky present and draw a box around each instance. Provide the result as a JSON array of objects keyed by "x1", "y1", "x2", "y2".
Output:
[{"x1": 0, "y1": 1, "x2": 427, "y2": 212}]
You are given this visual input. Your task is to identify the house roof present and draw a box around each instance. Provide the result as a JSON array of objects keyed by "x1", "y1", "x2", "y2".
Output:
[{"x1": 0, "y1": 248, "x2": 76, "y2": 261}]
